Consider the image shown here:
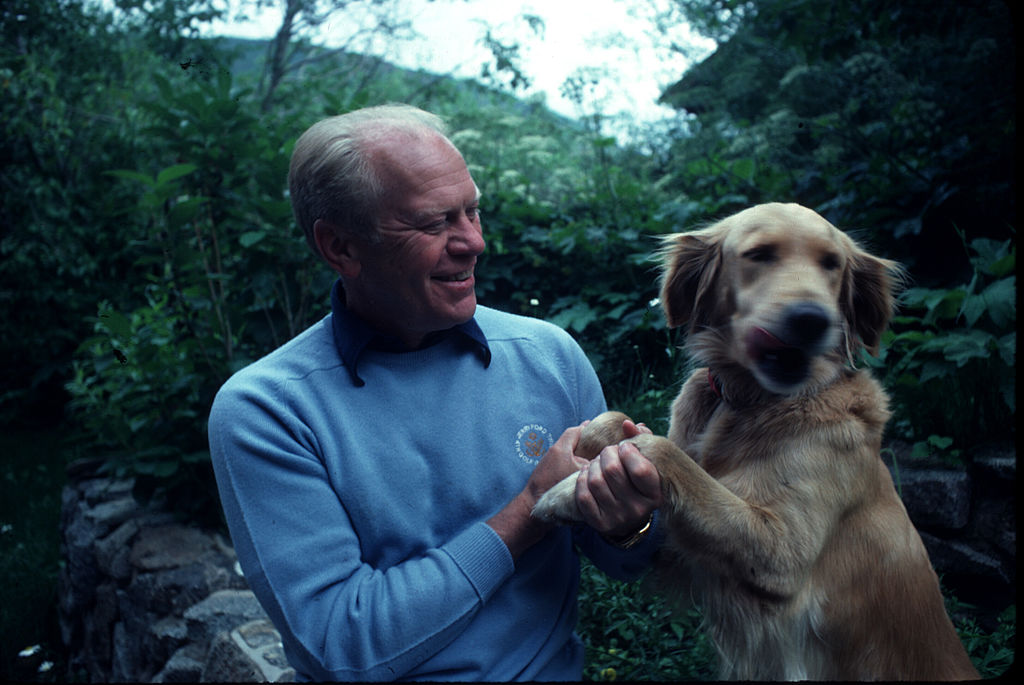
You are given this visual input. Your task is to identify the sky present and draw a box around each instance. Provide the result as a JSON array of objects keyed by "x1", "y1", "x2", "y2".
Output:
[{"x1": 203, "y1": 0, "x2": 715, "y2": 136}]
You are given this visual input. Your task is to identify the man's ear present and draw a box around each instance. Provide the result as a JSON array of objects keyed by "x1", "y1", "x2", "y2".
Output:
[{"x1": 314, "y1": 219, "x2": 361, "y2": 278}]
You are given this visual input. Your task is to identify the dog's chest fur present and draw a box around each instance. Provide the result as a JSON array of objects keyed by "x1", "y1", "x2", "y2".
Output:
[
  {"x1": 664, "y1": 366, "x2": 891, "y2": 680},
  {"x1": 673, "y1": 366, "x2": 888, "y2": 478}
]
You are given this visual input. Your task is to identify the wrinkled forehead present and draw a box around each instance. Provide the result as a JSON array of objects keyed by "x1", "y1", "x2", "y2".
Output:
[{"x1": 721, "y1": 204, "x2": 843, "y2": 253}]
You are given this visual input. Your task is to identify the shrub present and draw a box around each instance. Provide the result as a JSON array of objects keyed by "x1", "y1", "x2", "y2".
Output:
[
  {"x1": 576, "y1": 559, "x2": 715, "y2": 681},
  {"x1": 869, "y1": 235, "x2": 1015, "y2": 450},
  {"x1": 64, "y1": 68, "x2": 333, "y2": 519}
]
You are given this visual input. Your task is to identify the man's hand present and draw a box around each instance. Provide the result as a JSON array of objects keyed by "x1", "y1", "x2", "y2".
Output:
[
  {"x1": 487, "y1": 422, "x2": 590, "y2": 559},
  {"x1": 573, "y1": 420, "x2": 662, "y2": 539},
  {"x1": 522, "y1": 422, "x2": 591, "y2": 505}
]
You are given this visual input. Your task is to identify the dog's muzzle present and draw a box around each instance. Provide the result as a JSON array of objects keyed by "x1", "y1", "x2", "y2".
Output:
[{"x1": 747, "y1": 302, "x2": 834, "y2": 391}]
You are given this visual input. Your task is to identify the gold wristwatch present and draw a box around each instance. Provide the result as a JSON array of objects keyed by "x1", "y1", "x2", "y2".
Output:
[{"x1": 605, "y1": 513, "x2": 654, "y2": 549}]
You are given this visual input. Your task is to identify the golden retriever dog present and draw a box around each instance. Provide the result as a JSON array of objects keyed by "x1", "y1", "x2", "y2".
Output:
[{"x1": 534, "y1": 203, "x2": 979, "y2": 680}]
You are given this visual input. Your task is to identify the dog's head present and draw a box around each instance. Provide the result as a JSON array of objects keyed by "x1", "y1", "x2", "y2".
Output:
[{"x1": 659, "y1": 203, "x2": 902, "y2": 395}]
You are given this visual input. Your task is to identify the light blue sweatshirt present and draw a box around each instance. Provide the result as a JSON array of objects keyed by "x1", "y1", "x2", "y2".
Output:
[{"x1": 208, "y1": 287, "x2": 659, "y2": 681}]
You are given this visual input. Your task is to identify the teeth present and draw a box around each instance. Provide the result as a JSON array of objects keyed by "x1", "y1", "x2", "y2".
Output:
[{"x1": 437, "y1": 271, "x2": 472, "y2": 282}]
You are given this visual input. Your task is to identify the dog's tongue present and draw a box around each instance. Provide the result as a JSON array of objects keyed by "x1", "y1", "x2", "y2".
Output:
[{"x1": 748, "y1": 327, "x2": 788, "y2": 358}]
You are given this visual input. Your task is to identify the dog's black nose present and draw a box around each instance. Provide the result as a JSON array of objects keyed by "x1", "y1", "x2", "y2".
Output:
[{"x1": 783, "y1": 302, "x2": 832, "y2": 346}]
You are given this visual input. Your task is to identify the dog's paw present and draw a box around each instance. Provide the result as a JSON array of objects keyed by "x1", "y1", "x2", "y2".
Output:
[{"x1": 531, "y1": 473, "x2": 583, "y2": 524}]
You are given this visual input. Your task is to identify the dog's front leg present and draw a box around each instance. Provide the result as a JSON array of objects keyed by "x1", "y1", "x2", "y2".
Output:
[
  {"x1": 531, "y1": 472, "x2": 583, "y2": 523},
  {"x1": 626, "y1": 433, "x2": 812, "y2": 599},
  {"x1": 531, "y1": 411, "x2": 634, "y2": 524}
]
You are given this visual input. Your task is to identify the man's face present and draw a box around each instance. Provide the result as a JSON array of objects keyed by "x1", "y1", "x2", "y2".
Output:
[{"x1": 343, "y1": 132, "x2": 485, "y2": 347}]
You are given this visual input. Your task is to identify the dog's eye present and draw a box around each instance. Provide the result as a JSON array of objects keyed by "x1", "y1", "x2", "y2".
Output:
[
  {"x1": 821, "y1": 253, "x2": 841, "y2": 271},
  {"x1": 743, "y1": 246, "x2": 776, "y2": 263}
]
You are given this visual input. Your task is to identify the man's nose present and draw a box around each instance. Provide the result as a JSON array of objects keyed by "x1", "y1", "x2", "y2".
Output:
[{"x1": 449, "y1": 212, "x2": 486, "y2": 255}]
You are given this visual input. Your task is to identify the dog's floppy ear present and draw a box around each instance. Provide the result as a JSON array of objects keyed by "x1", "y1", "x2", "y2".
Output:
[
  {"x1": 658, "y1": 225, "x2": 725, "y2": 332},
  {"x1": 840, "y1": 237, "x2": 904, "y2": 358}
]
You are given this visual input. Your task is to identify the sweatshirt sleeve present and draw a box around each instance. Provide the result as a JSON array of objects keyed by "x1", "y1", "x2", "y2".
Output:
[{"x1": 208, "y1": 374, "x2": 515, "y2": 681}]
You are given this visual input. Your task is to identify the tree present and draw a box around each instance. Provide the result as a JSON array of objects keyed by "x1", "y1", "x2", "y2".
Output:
[
  {"x1": 649, "y1": 0, "x2": 1016, "y2": 444},
  {"x1": 249, "y1": 0, "x2": 421, "y2": 110},
  {"x1": 1, "y1": 0, "x2": 153, "y2": 422},
  {"x1": 110, "y1": 0, "x2": 225, "y2": 58},
  {"x1": 655, "y1": 0, "x2": 1015, "y2": 284}
]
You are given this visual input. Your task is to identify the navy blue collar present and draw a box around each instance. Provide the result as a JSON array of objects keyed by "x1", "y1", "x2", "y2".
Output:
[{"x1": 330, "y1": 280, "x2": 491, "y2": 387}]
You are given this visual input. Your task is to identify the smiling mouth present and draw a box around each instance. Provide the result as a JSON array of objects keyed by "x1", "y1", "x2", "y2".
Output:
[{"x1": 434, "y1": 270, "x2": 473, "y2": 282}]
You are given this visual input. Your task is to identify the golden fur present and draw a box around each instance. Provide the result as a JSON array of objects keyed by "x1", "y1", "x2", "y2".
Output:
[{"x1": 534, "y1": 203, "x2": 978, "y2": 680}]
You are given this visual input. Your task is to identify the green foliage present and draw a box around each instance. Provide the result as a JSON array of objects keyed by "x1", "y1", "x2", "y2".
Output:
[
  {"x1": 67, "y1": 294, "x2": 218, "y2": 516},
  {"x1": 452, "y1": 108, "x2": 693, "y2": 415},
  {"x1": 61, "y1": 62, "x2": 333, "y2": 515},
  {"x1": 576, "y1": 559, "x2": 716, "y2": 681},
  {"x1": 870, "y1": 236, "x2": 1015, "y2": 446},
  {"x1": 658, "y1": 0, "x2": 1015, "y2": 286},
  {"x1": 1, "y1": 0, "x2": 146, "y2": 420},
  {"x1": 947, "y1": 594, "x2": 1017, "y2": 679},
  {"x1": 577, "y1": 559, "x2": 1016, "y2": 680}
]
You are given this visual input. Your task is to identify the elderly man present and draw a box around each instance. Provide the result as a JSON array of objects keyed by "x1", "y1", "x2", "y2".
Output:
[{"x1": 208, "y1": 104, "x2": 661, "y2": 681}]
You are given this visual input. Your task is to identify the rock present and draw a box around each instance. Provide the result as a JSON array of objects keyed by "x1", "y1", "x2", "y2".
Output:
[
  {"x1": 95, "y1": 519, "x2": 139, "y2": 581},
  {"x1": 895, "y1": 469, "x2": 971, "y2": 530},
  {"x1": 112, "y1": 619, "x2": 143, "y2": 681},
  {"x1": 921, "y1": 533, "x2": 1007, "y2": 582},
  {"x1": 202, "y1": 630, "x2": 265, "y2": 682},
  {"x1": 79, "y1": 476, "x2": 134, "y2": 506},
  {"x1": 86, "y1": 496, "x2": 140, "y2": 535},
  {"x1": 149, "y1": 616, "x2": 189, "y2": 667},
  {"x1": 57, "y1": 473, "x2": 289, "y2": 683},
  {"x1": 202, "y1": 620, "x2": 295, "y2": 683},
  {"x1": 184, "y1": 589, "x2": 269, "y2": 646},
  {"x1": 153, "y1": 644, "x2": 207, "y2": 683},
  {"x1": 130, "y1": 525, "x2": 216, "y2": 571}
]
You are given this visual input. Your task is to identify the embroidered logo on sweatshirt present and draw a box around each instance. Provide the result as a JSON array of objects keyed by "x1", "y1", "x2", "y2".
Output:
[{"x1": 514, "y1": 424, "x2": 554, "y2": 465}]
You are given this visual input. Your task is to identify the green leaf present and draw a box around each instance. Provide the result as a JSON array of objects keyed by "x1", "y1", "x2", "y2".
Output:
[
  {"x1": 168, "y1": 196, "x2": 206, "y2": 227},
  {"x1": 958, "y1": 292, "x2": 987, "y2": 328},
  {"x1": 969, "y1": 238, "x2": 1015, "y2": 277},
  {"x1": 918, "y1": 360, "x2": 951, "y2": 385},
  {"x1": 928, "y1": 435, "x2": 954, "y2": 450},
  {"x1": 731, "y1": 158, "x2": 755, "y2": 180},
  {"x1": 239, "y1": 230, "x2": 266, "y2": 247},
  {"x1": 902, "y1": 287, "x2": 965, "y2": 324},
  {"x1": 929, "y1": 330, "x2": 994, "y2": 367},
  {"x1": 997, "y1": 331, "x2": 1016, "y2": 367},
  {"x1": 156, "y1": 163, "x2": 198, "y2": 186},
  {"x1": 911, "y1": 441, "x2": 931, "y2": 459},
  {"x1": 548, "y1": 301, "x2": 600, "y2": 333},
  {"x1": 978, "y1": 277, "x2": 1016, "y2": 330},
  {"x1": 105, "y1": 169, "x2": 155, "y2": 187},
  {"x1": 99, "y1": 309, "x2": 134, "y2": 340}
]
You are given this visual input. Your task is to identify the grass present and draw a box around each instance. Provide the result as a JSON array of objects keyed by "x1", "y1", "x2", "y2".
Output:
[
  {"x1": 0, "y1": 425, "x2": 82, "y2": 683},
  {"x1": 577, "y1": 558, "x2": 716, "y2": 681},
  {"x1": 577, "y1": 558, "x2": 1016, "y2": 680}
]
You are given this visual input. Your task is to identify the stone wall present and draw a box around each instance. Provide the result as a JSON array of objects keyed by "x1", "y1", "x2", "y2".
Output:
[
  {"x1": 58, "y1": 442, "x2": 1014, "y2": 681},
  {"x1": 885, "y1": 440, "x2": 1016, "y2": 619},
  {"x1": 58, "y1": 461, "x2": 294, "y2": 682}
]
